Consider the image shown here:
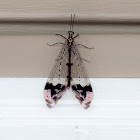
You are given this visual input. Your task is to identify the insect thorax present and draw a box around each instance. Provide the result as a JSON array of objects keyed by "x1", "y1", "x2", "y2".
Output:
[{"x1": 67, "y1": 31, "x2": 74, "y2": 45}]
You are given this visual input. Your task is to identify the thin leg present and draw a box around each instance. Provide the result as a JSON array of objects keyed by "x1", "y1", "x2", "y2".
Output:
[
  {"x1": 77, "y1": 44, "x2": 94, "y2": 49},
  {"x1": 73, "y1": 33, "x2": 79, "y2": 39},
  {"x1": 47, "y1": 42, "x2": 65, "y2": 46},
  {"x1": 55, "y1": 34, "x2": 67, "y2": 39},
  {"x1": 81, "y1": 58, "x2": 90, "y2": 63},
  {"x1": 71, "y1": 48, "x2": 90, "y2": 63}
]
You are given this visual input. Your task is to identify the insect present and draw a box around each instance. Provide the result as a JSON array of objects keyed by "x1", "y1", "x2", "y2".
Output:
[{"x1": 44, "y1": 14, "x2": 94, "y2": 109}]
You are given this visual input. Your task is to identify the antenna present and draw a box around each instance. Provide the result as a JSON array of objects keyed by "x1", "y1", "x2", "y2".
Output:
[
  {"x1": 70, "y1": 14, "x2": 76, "y2": 31},
  {"x1": 72, "y1": 14, "x2": 76, "y2": 31}
]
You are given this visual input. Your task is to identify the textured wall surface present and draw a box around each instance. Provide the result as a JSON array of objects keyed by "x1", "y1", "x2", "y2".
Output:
[
  {"x1": 0, "y1": 35, "x2": 140, "y2": 78},
  {"x1": 0, "y1": 0, "x2": 140, "y2": 20},
  {"x1": 0, "y1": 0, "x2": 140, "y2": 77}
]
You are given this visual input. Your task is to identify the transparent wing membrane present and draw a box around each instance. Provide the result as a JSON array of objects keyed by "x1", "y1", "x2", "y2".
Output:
[
  {"x1": 44, "y1": 42, "x2": 68, "y2": 108},
  {"x1": 71, "y1": 42, "x2": 93, "y2": 109},
  {"x1": 48, "y1": 41, "x2": 68, "y2": 80},
  {"x1": 44, "y1": 14, "x2": 93, "y2": 109}
]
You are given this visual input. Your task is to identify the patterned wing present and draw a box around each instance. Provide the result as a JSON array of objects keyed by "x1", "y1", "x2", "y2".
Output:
[
  {"x1": 71, "y1": 42, "x2": 93, "y2": 109},
  {"x1": 44, "y1": 42, "x2": 68, "y2": 108}
]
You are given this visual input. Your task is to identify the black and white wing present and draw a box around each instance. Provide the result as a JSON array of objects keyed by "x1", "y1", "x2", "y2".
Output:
[
  {"x1": 44, "y1": 42, "x2": 68, "y2": 108},
  {"x1": 71, "y1": 42, "x2": 93, "y2": 109}
]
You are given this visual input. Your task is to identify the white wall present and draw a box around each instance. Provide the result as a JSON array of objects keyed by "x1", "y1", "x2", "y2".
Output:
[{"x1": 0, "y1": 78, "x2": 140, "y2": 140}]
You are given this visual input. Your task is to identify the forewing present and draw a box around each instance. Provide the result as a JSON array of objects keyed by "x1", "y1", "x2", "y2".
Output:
[
  {"x1": 44, "y1": 42, "x2": 68, "y2": 108},
  {"x1": 71, "y1": 42, "x2": 93, "y2": 109}
]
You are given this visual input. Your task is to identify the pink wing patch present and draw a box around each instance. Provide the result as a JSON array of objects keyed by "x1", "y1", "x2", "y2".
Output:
[
  {"x1": 44, "y1": 83, "x2": 66, "y2": 108},
  {"x1": 82, "y1": 92, "x2": 93, "y2": 104},
  {"x1": 82, "y1": 92, "x2": 93, "y2": 109},
  {"x1": 44, "y1": 90, "x2": 54, "y2": 103},
  {"x1": 72, "y1": 84, "x2": 93, "y2": 109}
]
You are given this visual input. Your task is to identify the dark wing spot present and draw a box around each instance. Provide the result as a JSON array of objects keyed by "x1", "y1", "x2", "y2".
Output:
[
  {"x1": 44, "y1": 82, "x2": 66, "y2": 97},
  {"x1": 72, "y1": 84, "x2": 93, "y2": 99}
]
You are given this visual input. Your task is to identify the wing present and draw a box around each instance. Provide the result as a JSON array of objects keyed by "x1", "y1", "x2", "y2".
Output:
[
  {"x1": 44, "y1": 42, "x2": 68, "y2": 108},
  {"x1": 71, "y1": 42, "x2": 93, "y2": 109}
]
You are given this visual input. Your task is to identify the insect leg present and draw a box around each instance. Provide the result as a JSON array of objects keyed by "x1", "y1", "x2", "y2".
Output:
[
  {"x1": 73, "y1": 33, "x2": 79, "y2": 39},
  {"x1": 81, "y1": 58, "x2": 90, "y2": 63},
  {"x1": 77, "y1": 44, "x2": 94, "y2": 49},
  {"x1": 71, "y1": 47, "x2": 90, "y2": 63},
  {"x1": 47, "y1": 42, "x2": 65, "y2": 46},
  {"x1": 55, "y1": 34, "x2": 67, "y2": 39}
]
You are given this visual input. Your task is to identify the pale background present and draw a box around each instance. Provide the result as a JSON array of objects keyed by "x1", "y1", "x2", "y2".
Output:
[
  {"x1": 0, "y1": 0, "x2": 140, "y2": 140},
  {"x1": 0, "y1": 0, "x2": 140, "y2": 77},
  {"x1": 0, "y1": 78, "x2": 140, "y2": 140},
  {"x1": 0, "y1": 35, "x2": 140, "y2": 78}
]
